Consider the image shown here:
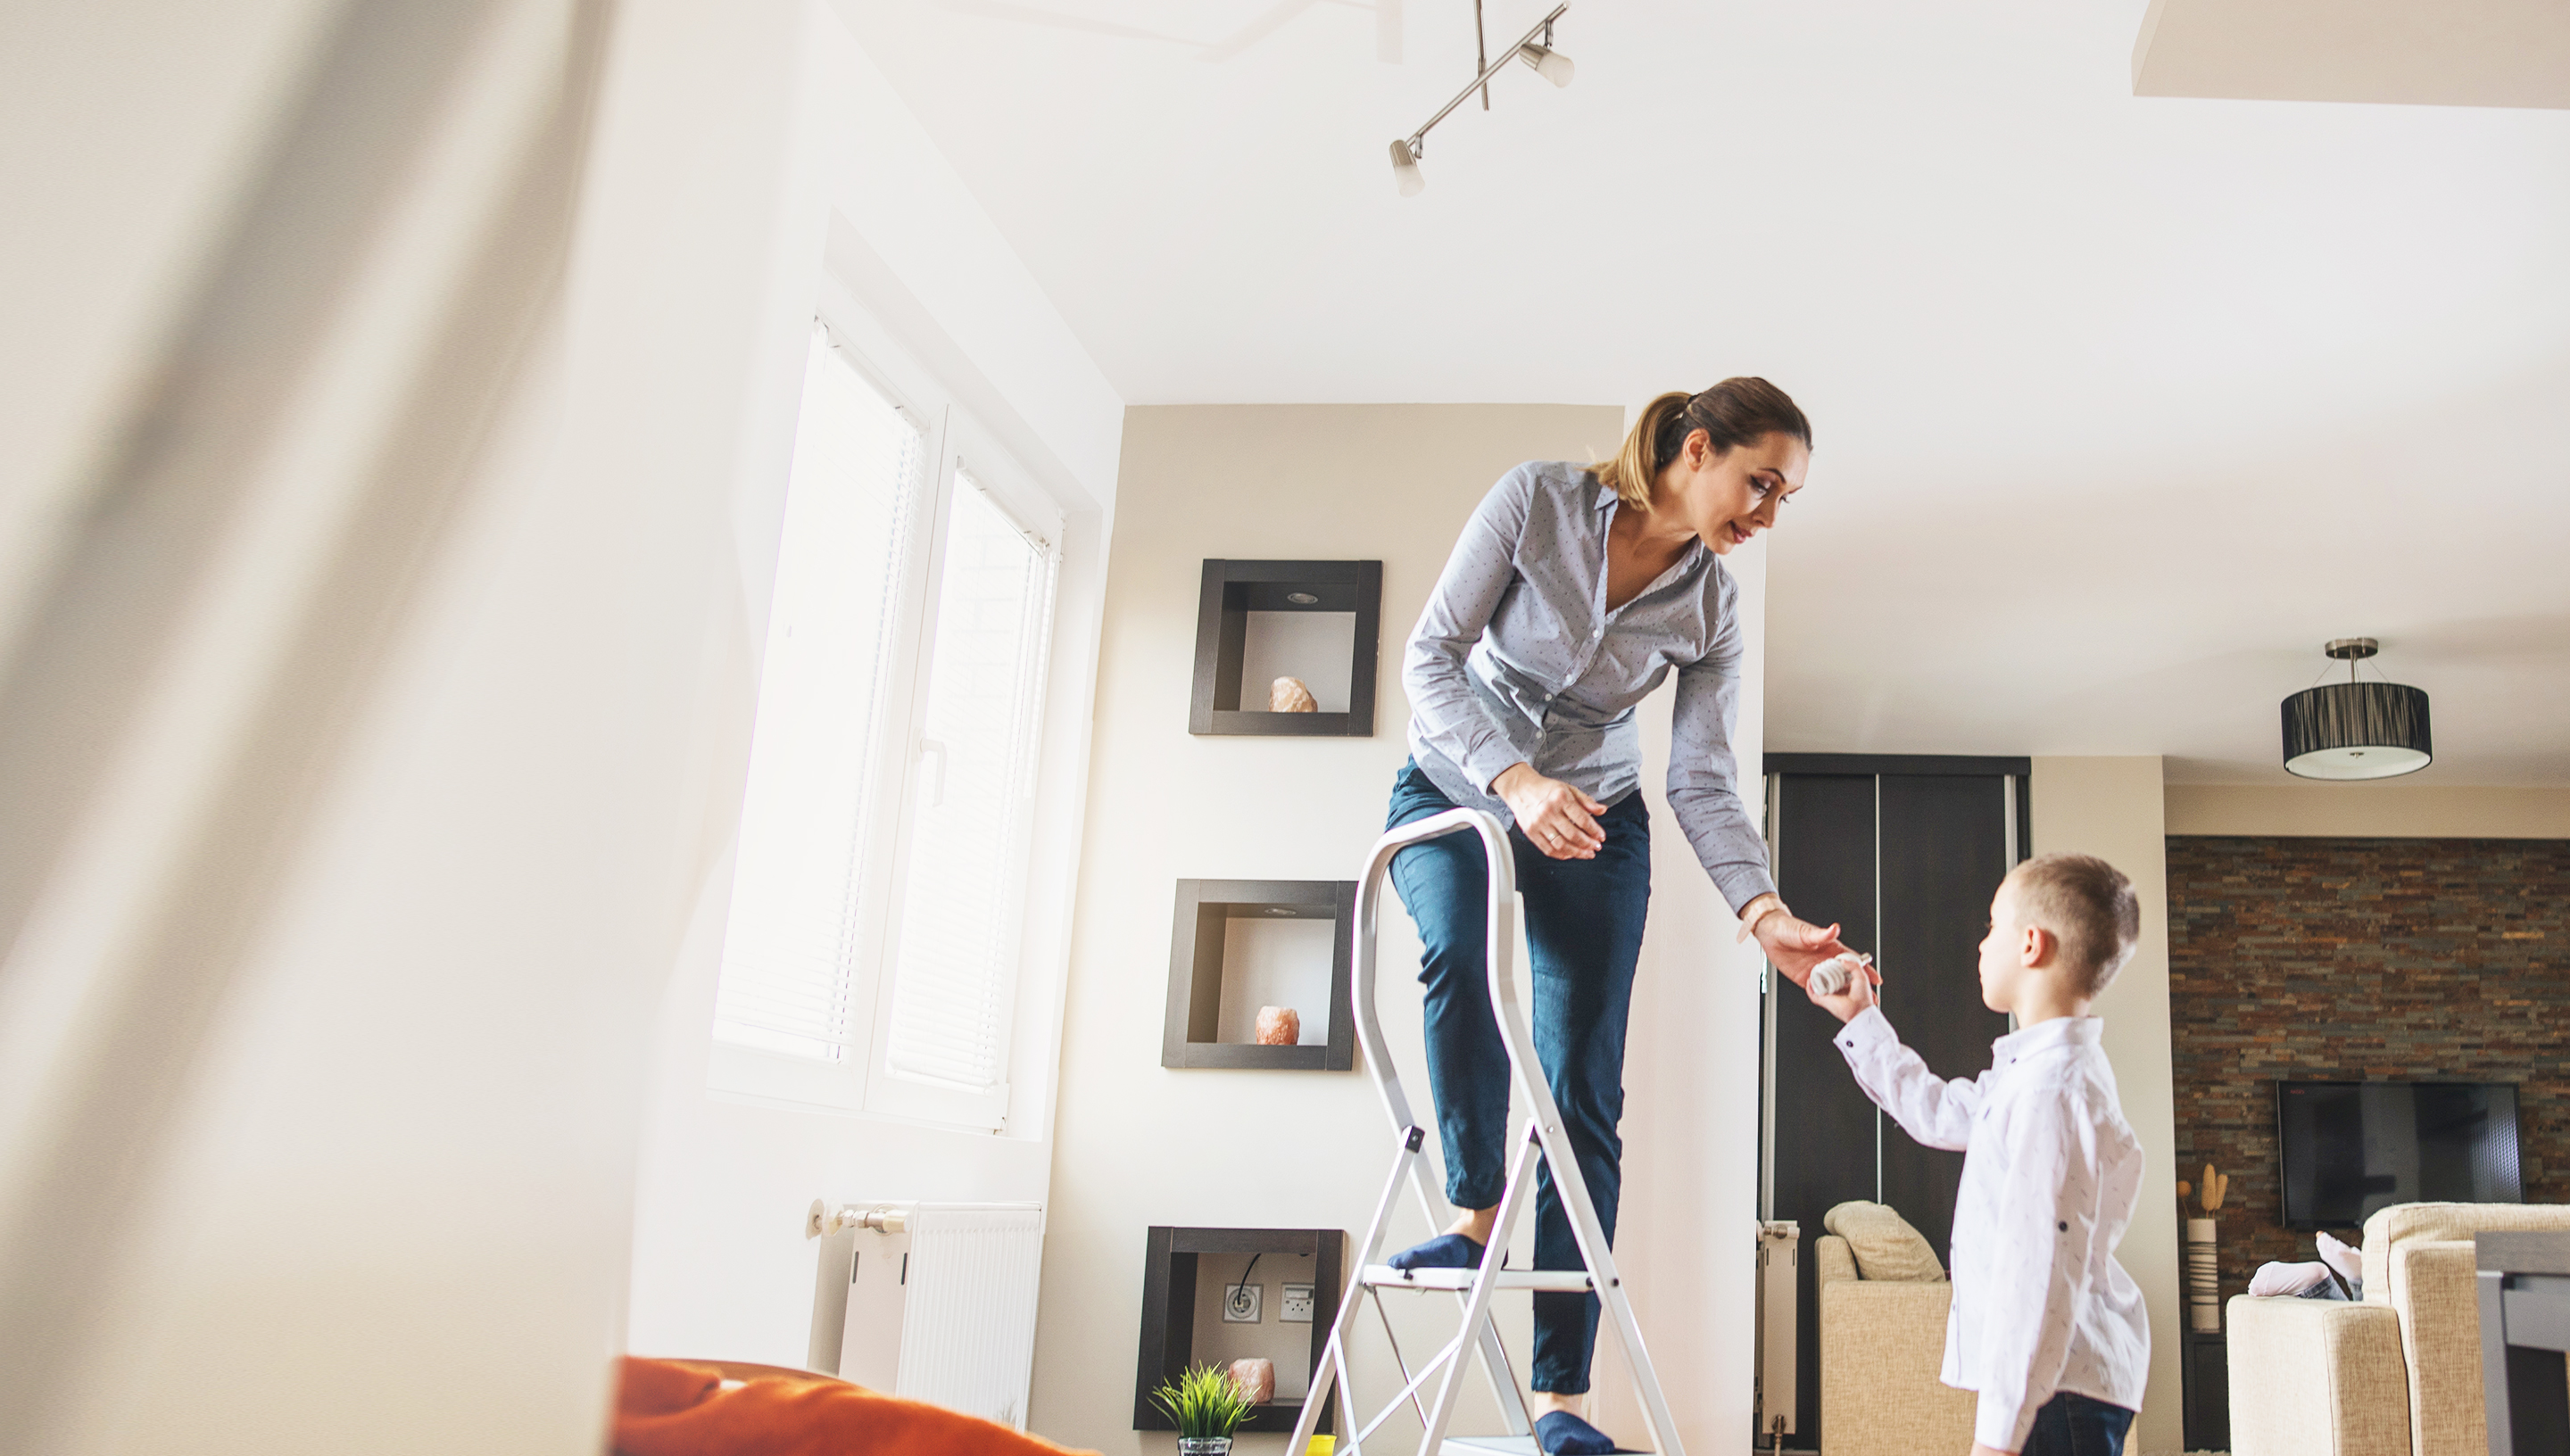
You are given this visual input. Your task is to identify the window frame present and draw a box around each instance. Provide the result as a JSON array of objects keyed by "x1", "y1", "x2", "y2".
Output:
[{"x1": 709, "y1": 283, "x2": 1065, "y2": 1130}]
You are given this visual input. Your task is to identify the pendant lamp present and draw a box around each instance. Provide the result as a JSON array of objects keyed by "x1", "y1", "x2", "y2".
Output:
[{"x1": 2281, "y1": 638, "x2": 2432, "y2": 780}]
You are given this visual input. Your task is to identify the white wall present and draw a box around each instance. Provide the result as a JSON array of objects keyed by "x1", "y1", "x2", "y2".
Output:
[
  {"x1": 2030, "y1": 757, "x2": 2183, "y2": 1456},
  {"x1": 2165, "y1": 783, "x2": 2570, "y2": 838},
  {"x1": 618, "y1": 0, "x2": 1126, "y2": 1376},
  {"x1": 1031, "y1": 405, "x2": 1773, "y2": 1453},
  {"x1": 0, "y1": 0, "x2": 1123, "y2": 1450},
  {"x1": 0, "y1": 0, "x2": 775, "y2": 1449}
]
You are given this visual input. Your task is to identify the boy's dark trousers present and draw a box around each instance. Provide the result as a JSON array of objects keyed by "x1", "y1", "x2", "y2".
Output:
[{"x1": 2018, "y1": 1392, "x2": 2135, "y2": 1456}]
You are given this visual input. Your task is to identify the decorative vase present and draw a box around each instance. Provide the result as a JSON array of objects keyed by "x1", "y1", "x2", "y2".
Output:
[
  {"x1": 2184, "y1": 1216, "x2": 2219, "y2": 1332},
  {"x1": 1177, "y1": 1440, "x2": 1233, "y2": 1455}
]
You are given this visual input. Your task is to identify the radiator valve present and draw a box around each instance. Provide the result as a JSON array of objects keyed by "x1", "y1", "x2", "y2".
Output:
[{"x1": 806, "y1": 1200, "x2": 910, "y2": 1238}]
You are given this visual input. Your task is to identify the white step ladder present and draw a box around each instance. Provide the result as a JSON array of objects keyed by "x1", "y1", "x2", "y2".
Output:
[{"x1": 1287, "y1": 807, "x2": 1686, "y2": 1456}]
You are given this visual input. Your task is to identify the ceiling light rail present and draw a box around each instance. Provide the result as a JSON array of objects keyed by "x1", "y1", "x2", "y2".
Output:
[{"x1": 1389, "y1": 4, "x2": 1572, "y2": 196}]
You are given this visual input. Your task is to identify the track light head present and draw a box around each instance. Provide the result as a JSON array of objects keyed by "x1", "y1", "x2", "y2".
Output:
[
  {"x1": 1389, "y1": 138, "x2": 1425, "y2": 196},
  {"x1": 1517, "y1": 42, "x2": 1574, "y2": 87}
]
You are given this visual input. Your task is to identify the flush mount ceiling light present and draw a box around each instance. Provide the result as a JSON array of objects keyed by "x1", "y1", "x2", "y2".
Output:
[
  {"x1": 2281, "y1": 638, "x2": 2433, "y2": 780},
  {"x1": 1388, "y1": 4, "x2": 1571, "y2": 196}
]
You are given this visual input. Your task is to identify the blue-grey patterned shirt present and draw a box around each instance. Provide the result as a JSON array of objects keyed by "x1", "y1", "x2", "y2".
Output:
[{"x1": 1404, "y1": 460, "x2": 1777, "y2": 910}]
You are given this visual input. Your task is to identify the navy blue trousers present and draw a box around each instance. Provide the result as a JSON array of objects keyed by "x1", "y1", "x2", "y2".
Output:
[
  {"x1": 2020, "y1": 1392, "x2": 2135, "y2": 1456},
  {"x1": 1384, "y1": 760, "x2": 1651, "y2": 1394}
]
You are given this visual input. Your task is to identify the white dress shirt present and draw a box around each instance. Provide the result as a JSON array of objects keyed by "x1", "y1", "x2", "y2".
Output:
[{"x1": 1833, "y1": 1009, "x2": 2151, "y2": 1452}]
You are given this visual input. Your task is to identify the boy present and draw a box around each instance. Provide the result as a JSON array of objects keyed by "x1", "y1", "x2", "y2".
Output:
[{"x1": 1808, "y1": 852, "x2": 2151, "y2": 1456}]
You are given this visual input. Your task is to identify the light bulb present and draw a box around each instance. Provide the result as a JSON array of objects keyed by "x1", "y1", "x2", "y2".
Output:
[
  {"x1": 1389, "y1": 139, "x2": 1425, "y2": 196},
  {"x1": 1518, "y1": 42, "x2": 1574, "y2": 87}
]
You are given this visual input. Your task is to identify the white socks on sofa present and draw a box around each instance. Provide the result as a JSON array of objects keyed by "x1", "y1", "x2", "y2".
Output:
[{"x1": 2247, "y1": 1232, "x2": 2364, "y2": 1300}]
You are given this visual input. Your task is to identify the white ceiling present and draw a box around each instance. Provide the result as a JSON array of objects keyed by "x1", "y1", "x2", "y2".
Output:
[{"x1": 845, "y1": 0, "x2": 2570, "y2": 785}]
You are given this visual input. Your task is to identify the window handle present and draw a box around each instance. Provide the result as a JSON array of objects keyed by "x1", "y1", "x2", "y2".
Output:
[{"x1": 918, "y1": 738, "x2": 947, "y2": 807}]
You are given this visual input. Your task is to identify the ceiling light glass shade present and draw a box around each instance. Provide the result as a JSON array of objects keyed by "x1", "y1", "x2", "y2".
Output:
[
  {"x1": 2281, "y1": 681, "x2": 2433, "y2": 780},
  {"x1": 1389, "y1": 139, "x2": 1425, "y2": 196},
  {"x1": 1518, "y1": 42, "x2": 1575, "y2": 87}
]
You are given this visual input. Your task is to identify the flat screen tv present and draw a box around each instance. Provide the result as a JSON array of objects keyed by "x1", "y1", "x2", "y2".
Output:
[{"x1": 2276, "y1": 1080, "x2": 2522, "y2": 1229}]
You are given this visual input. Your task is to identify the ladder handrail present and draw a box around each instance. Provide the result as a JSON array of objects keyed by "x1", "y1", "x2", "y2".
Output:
[
  {"x1": 1349, "y1": 808, "x2": 1532, "y2": 1440},
  {"x1": 1349, "y1": 808, "x2": 1516, "y2": 1171}
]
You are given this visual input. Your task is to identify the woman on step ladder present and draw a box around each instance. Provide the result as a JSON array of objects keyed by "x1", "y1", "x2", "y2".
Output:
[{"x1": 1386, "y1": 379, "x2": 1855, "y2": 1456}]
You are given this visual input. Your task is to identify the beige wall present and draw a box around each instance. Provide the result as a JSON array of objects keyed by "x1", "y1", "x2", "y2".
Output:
[
  {"x1": 2030, "y1": 757, "x2": 2183, "y2": 1456},
  {"x1": 2165, "y1": 783, "x2": 2570, "y2": 838},
  {"x1": 1033, "y1": 403, "x2": 1775, "y2": 1453}
]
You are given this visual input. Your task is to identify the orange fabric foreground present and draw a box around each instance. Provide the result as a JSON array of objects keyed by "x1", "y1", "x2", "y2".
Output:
[{"x1": 611, "y1": 1357, "x2": 1098, "y2": 1456}]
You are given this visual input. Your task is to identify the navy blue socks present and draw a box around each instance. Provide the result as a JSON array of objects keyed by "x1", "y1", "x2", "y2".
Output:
[
  {"x1": 1384, "y1": 1232, "x2": 1485, "y2": 1270},
  {"x1": 1534, "y1": 1410, "x2": 1618, "y2": 1454}
]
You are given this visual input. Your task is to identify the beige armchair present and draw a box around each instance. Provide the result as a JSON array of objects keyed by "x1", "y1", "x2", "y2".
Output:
[
  {"x1": 1816, "y1": 1233, "x2": 1977, "y2": 1456},
  {"x1": 2226, "y1": 1202, "x2": 2570, "y2": 1456}
]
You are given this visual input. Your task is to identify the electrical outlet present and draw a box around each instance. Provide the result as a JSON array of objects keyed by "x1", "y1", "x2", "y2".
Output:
[
  {"x1": 1280, "y1": 1283, "x2": 1315, "y2": 1322},
  {"x1": 1222, "y1": 1282, "x2": 1262, "y2": 1323}
]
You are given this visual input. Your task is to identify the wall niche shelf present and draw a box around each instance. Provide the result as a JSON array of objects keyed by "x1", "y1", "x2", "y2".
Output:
[
  {"x1": 1189, "y1": 559, "x2": 1381, "y2": 737},
  {"x1": 1133, "y1": 1226, "x2": 1344, "y2": 1435},
  {"x1": 1163, "y1": 879, "x2": 1356, "y2": 1071}
]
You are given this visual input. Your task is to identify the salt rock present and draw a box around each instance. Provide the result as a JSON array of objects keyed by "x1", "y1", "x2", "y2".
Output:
[
  {"x1": 1270, "y1": 676, "x2": 1317, "y2": 712},
  {"x1": 1230, "y1": 1357, "x2": 1275, "y2": 1405},
  {"x1": 1255, "y1": 1005, "x2": 1301, "y2": 1046}
]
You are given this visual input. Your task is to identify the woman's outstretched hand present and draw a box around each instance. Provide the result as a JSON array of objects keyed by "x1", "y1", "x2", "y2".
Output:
[
  {"x1": 1753, "y1": 908, "x2": 1861, "y2": 987},
  {"x1": 1492, "y1": 764, "x2": 1606, "y2": 860}
]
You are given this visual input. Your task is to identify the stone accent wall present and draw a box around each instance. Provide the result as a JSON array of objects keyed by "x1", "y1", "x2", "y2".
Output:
[{"x1": 2166, "y1": 835, "x2": 2570, "y2": 1297}]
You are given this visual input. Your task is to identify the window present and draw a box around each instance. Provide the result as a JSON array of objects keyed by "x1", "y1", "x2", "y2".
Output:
[{"x1": 712, "y1": 319, "x2": 1061, "y2": 1128}]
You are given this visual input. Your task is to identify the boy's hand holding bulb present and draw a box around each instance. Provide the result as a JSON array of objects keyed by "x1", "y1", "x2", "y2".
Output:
[{"x1": 1805, "y1": 951, "x2": 1879, "y2": 1022}]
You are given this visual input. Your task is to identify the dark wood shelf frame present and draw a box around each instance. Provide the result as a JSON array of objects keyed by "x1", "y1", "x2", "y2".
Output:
[
  {"x1": 1163, "y1": 879, "x2": 1356, "y2": 1071},
  {"x1": 1134, "y1": 1226, "x2": 1344, "y2": 1434},
  {"x1": 2179, "y1": 1322, "x2": 2228, "y2": 1453},
  {"x1": 1188, "y1": 559, "x2": 1381, "y2": 737}
]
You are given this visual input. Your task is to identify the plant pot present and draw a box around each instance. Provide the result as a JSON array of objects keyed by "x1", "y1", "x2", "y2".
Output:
[{"x1": 1176, "y1": 1440, "x2": 1233, "y2": 1456}]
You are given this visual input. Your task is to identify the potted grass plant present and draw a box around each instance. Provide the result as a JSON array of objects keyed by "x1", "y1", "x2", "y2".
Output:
[{"x1": 1148, "y1": 1362, "x2": 1256, "y2": 1454}]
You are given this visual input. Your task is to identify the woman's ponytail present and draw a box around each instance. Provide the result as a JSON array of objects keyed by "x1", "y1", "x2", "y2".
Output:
[{"x1": 1590, "y1": 378, "x2": 1812, "y2": 512}]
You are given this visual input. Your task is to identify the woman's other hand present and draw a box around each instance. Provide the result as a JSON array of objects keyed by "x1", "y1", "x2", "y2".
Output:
[{"x1": 1492, "y1": 764, "x2": 1606, "y2": 860}]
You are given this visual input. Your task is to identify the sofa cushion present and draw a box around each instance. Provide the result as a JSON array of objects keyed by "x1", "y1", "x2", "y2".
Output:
[{"x1": 1821, "y1": 1201, "x2": 1944, "y2": 1282}]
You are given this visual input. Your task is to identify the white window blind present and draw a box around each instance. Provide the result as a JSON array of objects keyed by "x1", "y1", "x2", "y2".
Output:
[
  {"x1": 714, "y1": 326, "x2": 919, "y2": 1061},
  {"x1": 880, "y1": 472, "x2": 1057, "y2": 1092}
]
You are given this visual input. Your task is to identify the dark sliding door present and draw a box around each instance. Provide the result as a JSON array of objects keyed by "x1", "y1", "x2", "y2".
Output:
[{"x1": 1760, "y1": 755, "x2": 2027, "y2": 1451}]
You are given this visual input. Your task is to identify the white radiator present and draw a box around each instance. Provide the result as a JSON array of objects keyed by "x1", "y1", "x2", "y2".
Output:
[
  {"x1": 1754, "y1": 1220, "x2": 1800, "y2": 1442},
  {"x1": 806, "y1": 1200, "x2": 1046, "y2": 1428}
]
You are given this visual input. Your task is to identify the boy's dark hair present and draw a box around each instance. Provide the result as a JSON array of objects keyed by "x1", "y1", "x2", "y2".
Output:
[{"x1": 2006, "y1": 852, "x2": 2141, "y2": 996}]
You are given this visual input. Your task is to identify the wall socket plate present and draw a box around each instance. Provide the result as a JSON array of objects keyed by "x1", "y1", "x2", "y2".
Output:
[
  {"x1": 1280, "y1": 1282, "x2": 1315, "y2": 1322},
  {"x1": 1222, "y1": 1282, "x2": 1262, "y2": 1323}
]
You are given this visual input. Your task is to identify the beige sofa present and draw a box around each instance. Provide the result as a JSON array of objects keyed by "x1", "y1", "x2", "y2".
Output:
[
  {"x1": 1816, "y1": 1233, "x2": 1977, "y2": 1456},
  {"x1": 2226, "y1": 1202, "x2": 2570, "y2": 1456}
]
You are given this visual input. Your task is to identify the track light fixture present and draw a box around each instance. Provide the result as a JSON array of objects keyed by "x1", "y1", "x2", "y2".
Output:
[
  {"x1": 1387, "y1": 4, "x2": 1571, "y2": 196},
  {"x1": 1518, "y1": 40, "x2": 1574, "y2": 87},
  {"x1": 1389, "y1": 139, "x2": 1426, "y2": 196}
]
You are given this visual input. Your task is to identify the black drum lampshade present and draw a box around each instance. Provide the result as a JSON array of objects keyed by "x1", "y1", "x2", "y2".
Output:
[{"x1": 2281, "y1": 639, "x2": 2432, "y2": 780}]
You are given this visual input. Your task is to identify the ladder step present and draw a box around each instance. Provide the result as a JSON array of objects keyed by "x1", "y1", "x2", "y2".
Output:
[
  {"x1": 1440, "y1": 1437, "x2": 1644, "y2": 1455},
  {"x1": 1361, "y1": 1263, "x2": 1596, "y2": 1293}
]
